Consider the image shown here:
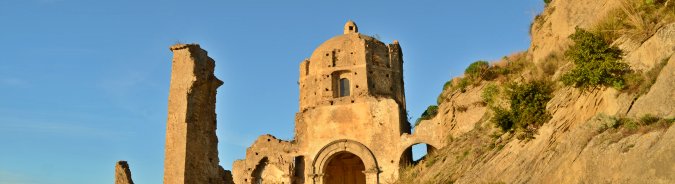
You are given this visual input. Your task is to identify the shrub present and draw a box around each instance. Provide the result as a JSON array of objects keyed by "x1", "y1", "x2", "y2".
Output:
[
  {"x1": 561, "y1": 28, "x2": 631, "y2": 90},
  {"x1": 544, "y1": 0, "x2": 552, "y2": 5},
  {"x1": 456, "y1": 77, "x2": 470, "y2": 93},
  {"x1": 491, "y1": 81, "x2": 553, "y2": 136},
  {"x1": 639, "y1": 114, "x2": 661, "y2": 125},
  {"x1": 481, "y1": 84, "x2": 500, "y2": 105},
  {"x1": 492, "y1": 107, "x2": 513, "y2": 132},
  {"x1": 443, "y1": 80, "x2": 453, "y2": 91},
  {"x1": 465, "y1": 60, "x2": 494, "y2": 81},
  {"x1": 415, "y1": 105, "x2": 439, "y2": 127},
  {"x1": 493, "y1": 53, "x2": 531, "y2": 77}
]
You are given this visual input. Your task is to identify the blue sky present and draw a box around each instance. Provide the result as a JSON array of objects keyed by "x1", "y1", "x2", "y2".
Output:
[{"x1": 0, "y1": 0, "x2": 543, "y2": 183}]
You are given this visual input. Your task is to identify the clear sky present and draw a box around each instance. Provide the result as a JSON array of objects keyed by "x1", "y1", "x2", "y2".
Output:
[{"x1": 0, "y1": 0, "x2": 543, "y2": 183}]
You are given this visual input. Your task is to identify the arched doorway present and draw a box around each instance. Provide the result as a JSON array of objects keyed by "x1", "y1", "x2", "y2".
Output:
[
  {"x1": 323, "y1": 152, "x2": 366, "y2": 184},
  {"x1": 311, "y1": 139, "x2": 379, "y2": 183}
]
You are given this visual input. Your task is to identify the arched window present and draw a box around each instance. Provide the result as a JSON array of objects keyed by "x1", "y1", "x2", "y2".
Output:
[{"x1": 339, "y1": 78, "x2": 350, "y2": 97}]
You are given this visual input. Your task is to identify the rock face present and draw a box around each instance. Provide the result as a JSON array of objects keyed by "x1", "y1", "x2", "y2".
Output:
[
  {"x1": 164, "y1": 44, "x2": 229, "y2": 184},
  {"x1": 115, "y1": 161, "x2": 134, "y2": 184},
  {"x1": 399, "y1": 0, "x2": 675, "y2": 183},
  {"x1": 629, "y1": 54, "x2": 675, "y2": 117}
]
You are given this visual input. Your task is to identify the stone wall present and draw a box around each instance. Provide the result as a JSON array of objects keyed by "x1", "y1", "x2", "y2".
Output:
[
  {"x1": 115, "y1": 161, "x2": 134, "y2": 184},
  {"x1": 164, "y1": 44, "x2": 229, "y2": 184}
]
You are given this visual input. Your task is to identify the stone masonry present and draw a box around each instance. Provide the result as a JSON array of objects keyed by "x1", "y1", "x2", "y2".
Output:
[
  {"x1": 231, "y1": 21, "x2": 443, "y2": 184},
  {"x1": 164, "y1": 44, "x2": 229, "y2": 184},
  {"x1": 115, "y1": 161, "x2": 134, "y2": 184}
]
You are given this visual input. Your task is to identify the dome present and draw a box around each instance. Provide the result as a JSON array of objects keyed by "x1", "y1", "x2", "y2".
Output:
[{"x1": 308, "y1": 21, "x2": 383, "y2": 63}]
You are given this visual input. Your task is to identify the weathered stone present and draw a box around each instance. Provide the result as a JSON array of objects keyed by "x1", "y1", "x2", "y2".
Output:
[
  {"x1": 629, "y1": 54, "x2": 675, "y2": 118},
  {"x1": 231, "y1": 21, "x2": 429, "y2": 184},
  {"x1": 164, "y1": 43, "x2": 229, "y2": 184},
  {"x1": 115, "y1": 161, "x2": 134, "y2": 184}
]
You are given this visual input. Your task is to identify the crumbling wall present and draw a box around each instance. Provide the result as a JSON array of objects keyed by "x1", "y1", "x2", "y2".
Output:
[
  {"x1": 115, "y1": 161, "x2": 134, "y2": 184},
  {"x1": 231, "y1": 135, "x2": 298, "y2": 184},
  {"x1": 164, "y1": 44, "x2": 230, "y2": 184}
]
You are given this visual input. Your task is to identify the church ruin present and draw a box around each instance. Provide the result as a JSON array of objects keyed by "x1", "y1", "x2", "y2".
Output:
[
  {"x1": 230, "y1": 21, "x2": 443, "y2": 184},
  {"x1": 116, "y1": 21, "x2": 448, "y2": 184}
]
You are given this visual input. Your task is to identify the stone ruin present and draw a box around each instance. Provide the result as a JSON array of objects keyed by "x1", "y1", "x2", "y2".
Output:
[{"x1": 116, "y1": 21, "x2": 449, "y2": 184}]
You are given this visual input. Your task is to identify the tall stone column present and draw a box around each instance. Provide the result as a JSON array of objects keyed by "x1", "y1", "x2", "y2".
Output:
[{"x1": 164, "y1": 44, "x2": 227, "y2": 184}]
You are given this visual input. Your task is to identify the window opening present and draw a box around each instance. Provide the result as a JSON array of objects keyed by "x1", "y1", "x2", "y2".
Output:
[{"x1": 339, "y1": 78, "x2": 350, "y2": 97}]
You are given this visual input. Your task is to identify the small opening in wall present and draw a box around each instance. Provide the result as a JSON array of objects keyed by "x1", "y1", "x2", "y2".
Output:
[
  {"x1": 386, "y1": 74, "x2": 390, "y2": 78},
  {"x1": 329, "y1": 101, "x2": 334, "y2": 105},
  {"x1": 354, "y1": 72, "x2": 357, "y2": 75},
  {"x1": 326, "y1": 53, "x2": 329, "y2": 56},
  {"x1": 350, "y1": 52, "x2": 354, "y2": 54},
  {"x1": 349, "y1": 26, "x2": 354, "y2": 31},
  {"x1": 339, "y1": 78, "x2": 350, "y2": 97},
  {"x1": 351, "y1": 100, "x2": 355, "y2": 103},
  {"x1": 255, "y1": 152, "x2": 258, "y2": 155},
  {"x1": 325, "y1": 88, "x2": 329, "y2": 91},
  {"x1": 267, "y1": 139, "x2": 270, "y2": 142},
  {"x1": 355, "y1": 85, "x2": 359, "y2": 88}
]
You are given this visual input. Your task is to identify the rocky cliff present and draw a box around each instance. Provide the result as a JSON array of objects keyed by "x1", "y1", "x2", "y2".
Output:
[{"x1": 399, "y1": 0, "x2": 675, "y2": 183}]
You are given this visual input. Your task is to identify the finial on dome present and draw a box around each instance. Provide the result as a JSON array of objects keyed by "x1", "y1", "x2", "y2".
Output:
[{"x1": 344, "y1": 20, "x2": 358, "y2": 34}]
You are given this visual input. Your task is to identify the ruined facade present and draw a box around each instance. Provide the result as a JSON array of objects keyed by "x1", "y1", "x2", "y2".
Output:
[
  {"x1": 164, "y1": 44, "x2": 230, "y2": 184},
  {"x1": 231, "y1": 21, "x2": 442, "y2": 184}
]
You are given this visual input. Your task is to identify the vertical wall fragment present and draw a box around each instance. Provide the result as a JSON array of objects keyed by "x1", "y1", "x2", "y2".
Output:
[
  {"x1": 115, "y1": 161, "x2": 135, "y2": 184},
  {"x1": 164, "y1": 44, "x2": 228, "y2": 184}
]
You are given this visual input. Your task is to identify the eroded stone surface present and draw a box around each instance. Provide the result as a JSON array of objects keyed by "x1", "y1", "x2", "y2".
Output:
[
  {"x1": 115, "y1": 161, "x2": 134, "y2": 184},
  {"x1": 231, "y1": 21, "x2": 435, "y2": 184},
  {"x1": 164, "y1": 43, "x2": 229, "y2": 184}
]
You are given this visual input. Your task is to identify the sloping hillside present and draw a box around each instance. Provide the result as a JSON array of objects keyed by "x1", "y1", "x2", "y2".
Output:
[{"x1": 399, "y1": 0, "x2": 675, "y2": 183}]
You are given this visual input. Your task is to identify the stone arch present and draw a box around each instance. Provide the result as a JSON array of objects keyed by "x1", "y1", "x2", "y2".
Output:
[
  {"x1": 251, "y1": 157, "x2": 269, "y2": 183},
  {"x1": 311, "y1": 139, "x2": 379, "y2": 184},
  {"x1": 398, "y1": 142, "x2": 438, "y2": 166}
]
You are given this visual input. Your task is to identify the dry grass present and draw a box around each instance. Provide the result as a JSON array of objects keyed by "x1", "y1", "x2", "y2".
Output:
[{"x1": 596, "y1": 0, "x2": 675, "y2": 43}]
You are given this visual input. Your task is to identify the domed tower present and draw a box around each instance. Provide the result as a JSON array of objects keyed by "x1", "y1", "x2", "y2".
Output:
[{"x1": 295, "y1": 21, "x2": 409, "y2": 184}]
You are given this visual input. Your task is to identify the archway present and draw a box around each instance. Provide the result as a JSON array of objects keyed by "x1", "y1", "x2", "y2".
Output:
[
  {"x1": 311, "y1": 139, "x2": 379, "y2": 183},
  {"x1": 399, "y1": 143, "x2": 437, "y2": 166},
  {"x1": 250, "y1": 157, "x2": 285, "y2": 184},
  {"x1": 323, "y1": 152, "x2": 366, "y2": 184},
  {"x1": 251, "y1": 157, "x2": 268, "y2": 184}
]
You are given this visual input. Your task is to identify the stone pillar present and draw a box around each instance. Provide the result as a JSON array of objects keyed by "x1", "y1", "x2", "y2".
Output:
[
  {"x1": 164, "y1": 44, "x2": 227, "y2": 184},
  {"x1": 115, "y1": 160, "x2": 134, "y2": 184}
]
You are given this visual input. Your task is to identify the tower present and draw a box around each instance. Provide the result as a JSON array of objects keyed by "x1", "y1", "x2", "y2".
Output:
[
  {"x1": 231, "y1": 21, "x2": 411, "y2": 184},
  {"x1": 294, "y1": 20, "x2": 408, "y2": 183}
]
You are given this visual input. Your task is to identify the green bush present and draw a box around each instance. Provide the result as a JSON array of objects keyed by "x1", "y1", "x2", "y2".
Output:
[
  {"x1": 561, "y1": 28, "x2": 631, "y2": 90},
  {"x1": 442, "y1": 80, "x2": 453, "y2": 90},
  {"x1": 456, "y1": 77, "x2": 470, "y2": 93},
  {"x1": 415, "y1": 105, "x2": 439, "y2": 127},
  {"x1": 544, "y1": 0, "x2": 552, "y2": 5},
  {"x1": 492, "y1": 107, "x2": 514, "y2": 131},
  {"x1": 491, "y1": 81, "x2": 553, "y2": 135},
  {"x1": 481, "y1": 84, "x2": 500, "y2": 105},
  {"x1": 465, "y1": 60, "x2": 494, "y2": 81}
]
